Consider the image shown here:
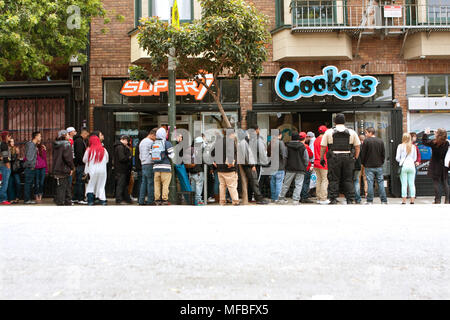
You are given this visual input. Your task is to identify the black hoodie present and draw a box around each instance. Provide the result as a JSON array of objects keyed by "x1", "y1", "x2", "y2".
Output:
[
  {"x1": 52, "y1": 140, "x2": 75, "y2": 177},
  {"x1": 73, "y1": 134, "x2": 87, "y2": 166},
  {"x1": 113, "y1": 141, "x2": 132, "y2": 174},
  {"x1": 285, "y1": 141, "x2": 308, "y2": 173}
]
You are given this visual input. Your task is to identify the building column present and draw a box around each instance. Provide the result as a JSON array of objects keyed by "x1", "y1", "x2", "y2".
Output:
[
  {"x1": 240, "y1": 77, "x2": 252, "y2": 130},
  {"x1": 393, "y1": 72, "x2": 408, "y2": 132}
]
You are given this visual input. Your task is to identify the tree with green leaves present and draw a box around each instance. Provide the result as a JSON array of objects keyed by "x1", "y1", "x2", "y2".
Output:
[
  {"x1": 130, "y1": 0, "x2": 270, "y2": 128},
  {"x1": 0, "y1": 0, "x2": 123, "y2": 82}
]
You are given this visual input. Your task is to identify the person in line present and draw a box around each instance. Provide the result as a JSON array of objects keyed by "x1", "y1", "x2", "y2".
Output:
[
  {"x1": 134, "y1": 130, "x2": 148, "y2": 201},
  {"x1": 240, "y1": 126, "x2": 269, "y2": 205},
  {"x1": 188, "y1": 136, "x2": 206, "y2": 205},
  {"x1": 212, "y1": 130, "x2": 240, "y2": 206},
  {"x1": 358, "y1": 134, "x2": 368, "y2": 198},
  {"x1": 409, "y1": 132, "x2": 422, "y2": 171},
  {"x1": 360, "y1": 127, "x2": 388, "y2": 205},
  {"x1": 353, "y1": 150, "x2": 362, "y2": 204},
  {"x1": 138, "y1": 128, "x2": 157, "y2": 206},
  {"x1": 73, "y1": 128, "x2": 89, "y2": 204},
  {"x1": 35, "y1": 143, "x2": 48, "y2": 203},
  {"x1": 7, "y1": 138, "x2": 22, "y2": 204},
  {"x1": 83, "y1": 135, "x2": 109, "y2": 206},
  {"x1": 320, "y1": 114, "x2": 361, "y2": 205},
  {"x1": 313, "y1": 126, "x2": 329, "y2": 205},
  {"x1": 24, "y1": 131, "x2": 41, "y2": 204},
  {"x1": 174, "y1": 134, "x2": 193, "y2": 195},
  {"x1": 422, "y1": 128, "x2": 449, "y2": 204},
  {"x1": 153, "y1": 127, "x2": 175, "y2": 205},
  {"x1": 278, "y1": 132, "x2": 309, "y2": 205},
  {"x1": 114, "y1": 135, "x2": 133, "y2": 204},
  {"x1": 90, "y1": 131, "x2": 105, "y2": 143},
  {"x1": 300, "y1": 132, "x2": 314, "y2": 203},
  {"x1": 396, "y1": 133, "x2": 417, "y2": 205},
  {"x1": 307, "y1": 131, "x2": 316, "y2": 158},
  {"x1": 0, "y1": 131, "x2": 12, "y2": 205},
  {"x1": 53, "y1": 130, "x2": 75, "y2": 206},
  {"x1": 66, "y1": 127, "x2": 77, "y2": 149},
  {"x1": 268, "y1": 131, "x2": 287, "y2": 203}
]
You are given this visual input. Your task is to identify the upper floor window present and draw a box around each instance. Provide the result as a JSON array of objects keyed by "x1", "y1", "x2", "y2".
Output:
[
  {"x1": 135, "y1": 0, "x2": 193, "y2": 27},
  {"x1": 407, "y1": 75, "x2": 450, "y2": 97}
]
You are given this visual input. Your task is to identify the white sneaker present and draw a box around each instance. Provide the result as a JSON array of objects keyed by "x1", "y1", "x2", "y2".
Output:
[
  {"x1": 319, "y1": 200, "x2": 330, "y2": 205},
  {"x1": 78, "y1": 200, "x2": 88, "y2": 205},
  {"x1": 207, "y1": 197, "x2": 215, "y2": 203},
  {"x1": 279, "y1": 198, "x2": 289, "y2": 204},
  {"x1": 292, "y1": 200, "x2": 301, "y2": 205}
]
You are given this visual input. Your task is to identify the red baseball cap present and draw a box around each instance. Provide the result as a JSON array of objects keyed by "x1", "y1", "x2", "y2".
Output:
[
  {"x1": 299, "y1": 132, "x2": 307, "y2": 140},
  {"x1": 318, "y1": 125, "x2": 328, "y2": 133}
]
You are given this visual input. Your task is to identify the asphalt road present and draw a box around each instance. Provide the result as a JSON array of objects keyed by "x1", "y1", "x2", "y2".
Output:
[{"x1": 0, "y1": 204, "x2": 449, "y2": 299}]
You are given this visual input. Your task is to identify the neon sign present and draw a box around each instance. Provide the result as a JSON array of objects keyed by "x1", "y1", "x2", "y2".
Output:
[
  {"x1": 120, "y1": 74, "x2": 214, "y2": 101},
  {"x1": 275, "y1": 66, "x2": 378, "y2": 101}
]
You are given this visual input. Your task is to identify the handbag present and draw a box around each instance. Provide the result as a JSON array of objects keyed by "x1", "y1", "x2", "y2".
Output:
[{"x1": 82, "y1": 173, "x2": 90, "y2": 183}]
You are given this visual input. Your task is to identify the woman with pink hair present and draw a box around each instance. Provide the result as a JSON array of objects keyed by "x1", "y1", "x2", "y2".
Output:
[{"x1": 83, "y1": 135, "x2": 109, "y2": 205}]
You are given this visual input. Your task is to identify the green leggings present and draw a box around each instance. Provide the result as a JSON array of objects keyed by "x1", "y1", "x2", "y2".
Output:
[{"x1": 400, "y1": 166, "x2": 416, "y2": 198}]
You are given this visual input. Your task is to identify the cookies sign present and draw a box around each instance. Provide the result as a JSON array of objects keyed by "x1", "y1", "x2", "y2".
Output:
[{"x1": 275, "y1": 66, "x2": 378, "y2": 101}]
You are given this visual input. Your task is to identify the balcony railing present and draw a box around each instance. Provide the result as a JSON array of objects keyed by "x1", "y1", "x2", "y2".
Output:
[{"x1": 291, "y1": 2, "x2": 450, "y2": 32}]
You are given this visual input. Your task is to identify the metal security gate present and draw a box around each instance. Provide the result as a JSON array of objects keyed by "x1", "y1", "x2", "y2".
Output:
[{"x1": 5, "y1": 98, "x2": 66, "y2": 172}]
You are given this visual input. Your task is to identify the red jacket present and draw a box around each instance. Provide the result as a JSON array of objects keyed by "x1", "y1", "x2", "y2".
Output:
[
  {"x1": 414, "y1": 143, "x2": 421, "y2": 163},
  {"x1": 314, "y1": 135, "x2": 328, "y2": 170}
]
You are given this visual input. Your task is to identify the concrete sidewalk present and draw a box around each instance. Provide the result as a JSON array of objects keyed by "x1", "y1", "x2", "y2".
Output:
[{"x1": 5, "y1": 196, "x2": 442, "y2": 206}]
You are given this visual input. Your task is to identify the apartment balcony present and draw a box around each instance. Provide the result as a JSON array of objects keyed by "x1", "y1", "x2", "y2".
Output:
[
  {"x1": 272, "y1": 1, "x2": 450, "y2": 61},
  {"x1": 290, "y1": 1, "x2": 450, "y2": 33}
]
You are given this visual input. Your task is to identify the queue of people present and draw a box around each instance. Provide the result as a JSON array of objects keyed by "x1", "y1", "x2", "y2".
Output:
[{"x1": 0, "y1": 114, "x2": 449, "y2": 206}]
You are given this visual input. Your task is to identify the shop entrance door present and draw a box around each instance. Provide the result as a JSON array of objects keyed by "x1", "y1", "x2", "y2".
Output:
[{"x1": 299, "y1": 112, "x2": 333, "y2": 135}]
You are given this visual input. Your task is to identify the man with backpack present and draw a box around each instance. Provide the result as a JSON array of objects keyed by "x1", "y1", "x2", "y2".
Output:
[
  {"x1": 278, "y1": 132, "x2": 310, "y2": 205},
  {"x1": 152, "y1": 127, "x2": 175, "y2": 205}
]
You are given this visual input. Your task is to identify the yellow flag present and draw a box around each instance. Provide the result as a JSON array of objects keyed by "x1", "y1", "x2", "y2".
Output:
[{"x1": 172, "y1": 0, "x2": 180, "y2": 29}]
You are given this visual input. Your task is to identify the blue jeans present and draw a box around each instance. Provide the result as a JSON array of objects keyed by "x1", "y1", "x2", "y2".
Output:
[
  {"x1": 270, "y1": 170, "x2": 285, "y2": 201},
  {"x1": 35, "y1": 168, "x2": 46, "y2": 196},
  {"x1": 7, "y1": 173, "x2": 21, "y2": 201},
  {"x1": 353, "y1": 170, "x2": 361, "y2": 203},
  {"x1": 24, "y1": 168, "x2": 36, "y2": 202},
  {"x1": 175, "y1": 164, "x2": 192, "y2": 192},
  {"x1": 365, "y1": 167, "x2": 388, "y2": 203},
  {"x1": 214, "y1": 171, "x2": 219, "y2": 196},
  {"x1": 139, "y1": 164, "x2": 154, "y2": 204},
  {"x1": 0, "y1": 166, "x2": 11, "y2": 202},
  {"x1": 190, "y1": 172, "x2": 204, "y2": 204},
  {"x1": 300, "y1": 170, "x2": 311, "y2": 200},
  {"x1": 73, "y1": 165, "x2": 85, "y2": 201}
]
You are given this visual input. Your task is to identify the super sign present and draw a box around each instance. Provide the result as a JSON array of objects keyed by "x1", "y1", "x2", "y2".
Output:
[{"x1": 120, "y1": 74, "x2": 214, "y2": 101}]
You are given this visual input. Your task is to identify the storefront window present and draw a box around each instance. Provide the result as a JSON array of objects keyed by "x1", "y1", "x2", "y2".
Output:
[
  {"x1": 427, "y1": 75, "x2": 447, "y2": 97},
  {"x1": 221, "y1": 79, "x2": 239, "y2": 103},
  {"x1": 407, "y1": 76, "x2": 426, "y2": 97},
  {"x1": 373, "y1": 76, "x2": 393, "y2": 101},
  {"x1": 253, "y1": 78, "x2": 273, "y2": 104},
  {"x1": 355, "y1": 111, "x2": 391, "y2": 174},
  {"x1": 104, "y1": 80, "x2": 125, "y2": 104}
]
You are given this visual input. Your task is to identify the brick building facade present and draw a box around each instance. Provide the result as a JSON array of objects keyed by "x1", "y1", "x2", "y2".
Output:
[{"x1": 89, "y1": 0, "x2": 450, "y2": 196}]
